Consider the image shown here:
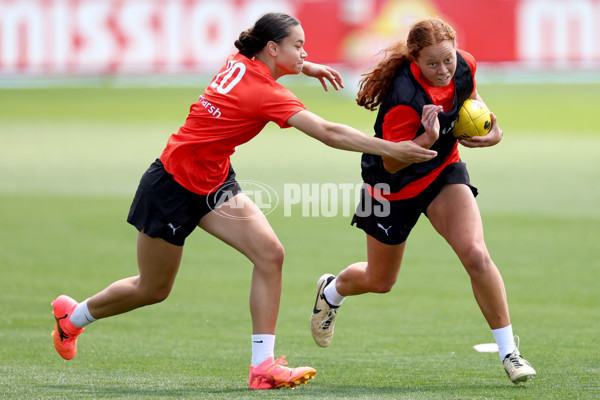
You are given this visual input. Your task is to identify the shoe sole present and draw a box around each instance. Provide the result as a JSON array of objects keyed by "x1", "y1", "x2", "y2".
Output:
[
  {"x1": 511, "y1": 373, "x2": 535, "y2": 384},
  {"x1": 311, "y1": 274, "x2": 335, "y2": 348},
  {"x1": 273, "y1": 371, "x2": 316, "y2": 389}
]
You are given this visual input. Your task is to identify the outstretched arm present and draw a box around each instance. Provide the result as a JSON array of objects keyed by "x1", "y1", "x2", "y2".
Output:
[
  {"x1": 287, "y1": 110, "x2": 437, "y2": 163},
  {"x1": 301, "y1": 61, "x2": 344, "y2": 91}
]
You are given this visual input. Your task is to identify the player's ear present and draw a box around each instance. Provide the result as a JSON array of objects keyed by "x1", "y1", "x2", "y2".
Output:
[{"x1": 266, "y1": 41, "x2": 278, "y2": 56}]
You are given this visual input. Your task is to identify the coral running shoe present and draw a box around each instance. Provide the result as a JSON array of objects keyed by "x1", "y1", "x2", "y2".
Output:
[
  {"x1": 248, "y1": 356, "x2": 315, "y2": 389},
  {"x1": 52, "y1": 295, "x2": 84, "y2": 360}
]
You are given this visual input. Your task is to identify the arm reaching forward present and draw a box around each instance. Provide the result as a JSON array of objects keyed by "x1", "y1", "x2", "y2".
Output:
[{"x1": 287, "y1": 110, "x2": 437, "y2": 164}]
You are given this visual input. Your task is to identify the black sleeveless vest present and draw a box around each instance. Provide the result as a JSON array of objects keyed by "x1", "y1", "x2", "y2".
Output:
[{"x1": 360, "y1": 51, "x2": 474, "y2": 192}]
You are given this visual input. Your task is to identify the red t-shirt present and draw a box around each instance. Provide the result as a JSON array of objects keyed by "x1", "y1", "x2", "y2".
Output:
[
  {"x1": 374, "y1": 50, "x2": 476, "y2": 200},
  {"x1": 160, "y1": 53, "x2": 306, "y2": 195}
]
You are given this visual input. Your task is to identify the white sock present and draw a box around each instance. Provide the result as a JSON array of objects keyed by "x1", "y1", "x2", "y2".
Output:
[
  {"x1": 251, "y1": 334, "x2": 275, "y2": 367},
  {"x1": 492, "y1": 324, "x2": 518, "y2": 361},
  {"x1": 323, "y1": 277, "x2": 345, "y2": 307},
  {"x1": 69, "y1": 299, "x2": 97, "y2": 328}
]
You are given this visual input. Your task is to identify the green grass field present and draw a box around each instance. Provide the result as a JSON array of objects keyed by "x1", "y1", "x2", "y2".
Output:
[{"x1": 1, "y1": 81, "x2": 599, "y2": 399}]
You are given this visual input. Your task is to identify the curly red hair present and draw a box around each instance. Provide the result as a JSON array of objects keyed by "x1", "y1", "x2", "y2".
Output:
[{"x1": 356, "y1": 18, "x2": 456, "y2": 111}]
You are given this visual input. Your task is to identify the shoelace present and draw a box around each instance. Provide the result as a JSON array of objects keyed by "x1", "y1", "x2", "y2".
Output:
[
  {"x1": 506, "y1": 336, "x2": 528, "y2": 368},
  {"x1": 507, "y1": 353, "x2": 524, "y2": 368},
  {"x1": 266, "y1": 356, "x2": 288, "y2": 373},
  {"x1": 319, "y1": 308, "x2": 337, "y2": 329},
  {"x1": 514, "y1": 335, "x2": 521, "y2": 350}
]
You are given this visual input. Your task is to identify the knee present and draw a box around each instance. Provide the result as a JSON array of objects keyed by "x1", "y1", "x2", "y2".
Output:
[
  {"x1": 147, "y1": 286, "x2": 172, "y2": 304},
  {"x1": 137, "y1": 282, "x2": 173, "y2": 306},
  {"x1": 255, "y1": 238, "x2": 285, "y2": 271},
  {"x1": 268, "y1": 241, "x2": 285, "y2": 269},
  {"x1": 460, "y1": 244, "x2": 492, "y2": 277},
  {"x1": 367, "y1": 276, "x2": 397, "y2": 294}
]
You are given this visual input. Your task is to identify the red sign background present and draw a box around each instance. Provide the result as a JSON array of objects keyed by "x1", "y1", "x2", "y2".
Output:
[{"x1": 0, "y1": 0, "x2": 597, "y2": 75}]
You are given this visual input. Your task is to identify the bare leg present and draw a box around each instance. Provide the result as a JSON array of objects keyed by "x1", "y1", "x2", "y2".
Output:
[
  {"x1": 335, "y1": 235, "x2": 406, "y2": 296},
  {"x1": 199, "y1": 193, "x2": 284, "y2": 334},
  {"x1": 86, "y1": 232, "x2": 183, "y2": 319},
  {"x1": 427, "y1": 184, "x2": 510, "y2": 329}
]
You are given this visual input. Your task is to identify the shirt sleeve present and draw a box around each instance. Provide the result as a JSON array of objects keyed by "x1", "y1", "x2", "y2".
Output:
[
  {"x1": 257, "y1": 84, "x2": 306, "y2": 128},
  {"x1": 382, "y1": 104, "x2": 422, "y2": 143}
]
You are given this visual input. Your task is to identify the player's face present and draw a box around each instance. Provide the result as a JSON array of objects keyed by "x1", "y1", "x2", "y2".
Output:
[
  {"x1": 275, "y1": 24, "x2": 307, "y2": 76},
  {"x1": 414, "y1": 40, "x2": 457, "y2": 87}
]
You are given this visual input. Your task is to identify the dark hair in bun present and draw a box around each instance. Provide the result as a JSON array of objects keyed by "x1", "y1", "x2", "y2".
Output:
[{"x1": 235, "y1": 13, "x2": 300, "y2": 58}]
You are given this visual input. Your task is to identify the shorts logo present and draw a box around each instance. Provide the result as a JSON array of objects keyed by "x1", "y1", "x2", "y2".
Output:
[
  {"x1": 167, "y1": 223, "x2": 181, "y2": 235},
  {"x1": 377, "y1": 223, "x2": 392, "y2": 236},
  {"x1": 209, "y1": 180, "x2": 279, "y2": 220}
]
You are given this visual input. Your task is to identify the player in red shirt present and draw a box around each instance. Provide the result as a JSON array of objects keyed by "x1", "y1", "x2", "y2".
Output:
[
  {"x1": 50, "y1": 13, "x2": 437, "y2": 390},
  {"x1": 310, "y1": 18, "x2": 537, "y2": 385}
]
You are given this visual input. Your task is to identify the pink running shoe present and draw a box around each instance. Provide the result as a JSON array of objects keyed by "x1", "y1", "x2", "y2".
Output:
[
  {"x1": 51, "y1": 295, "x2": 84, "y2": 360},
  {"x1": 248, "y1": 356, "x2": 316, "y2": 389}
]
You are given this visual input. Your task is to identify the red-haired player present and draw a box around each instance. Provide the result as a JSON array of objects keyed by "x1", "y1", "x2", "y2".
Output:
[{"x1": 310, "y1": 17, "x2": 536, "y2": 385}]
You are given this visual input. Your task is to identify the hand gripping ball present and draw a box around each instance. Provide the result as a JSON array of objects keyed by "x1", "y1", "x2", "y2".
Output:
[{"x1": 452, "y1": 99, "x2": 492, "y2": 140}]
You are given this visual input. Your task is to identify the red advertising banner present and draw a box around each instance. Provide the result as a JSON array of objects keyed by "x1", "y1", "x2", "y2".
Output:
[{"x1": 0, "y1": 0, "x2": 598, "y2": 76}]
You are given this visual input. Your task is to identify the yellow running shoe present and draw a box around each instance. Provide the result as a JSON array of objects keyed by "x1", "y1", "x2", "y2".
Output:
[
  {"x1": 310, "y1": 274, "x2": 338, "y2": 347},
  {"x1": 248, "y1": 356, "x2": 316, "y2": 389},
  {"x1": 51, "y1": 295, "x2": 84, "y2": 360}
]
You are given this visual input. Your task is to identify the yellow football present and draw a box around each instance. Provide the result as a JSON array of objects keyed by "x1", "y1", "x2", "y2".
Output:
[{"x1": 452, "y1": 99, "x2": 492, "y2": 140}]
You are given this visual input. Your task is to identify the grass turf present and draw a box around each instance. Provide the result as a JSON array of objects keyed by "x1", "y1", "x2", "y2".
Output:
[{"x1": 0, "y1": 83, "x2": 599, "y2": 399}]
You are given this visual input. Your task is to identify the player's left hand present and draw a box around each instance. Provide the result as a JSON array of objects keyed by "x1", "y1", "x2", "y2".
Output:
[
  {"x1": 302, "y1": 61, "x2": 344, "y2": 91},
  {"x1": 459, "y1": 112, "x2": 503, "y2": 148}
]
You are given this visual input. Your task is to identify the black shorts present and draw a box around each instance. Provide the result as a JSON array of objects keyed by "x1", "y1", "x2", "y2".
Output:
[
  {"x1": 127, "y1": 159, "x2": 242, "y2": 246},
  {"x1": 351, "y1": 162, "x2": 478, "y2": 245}
]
